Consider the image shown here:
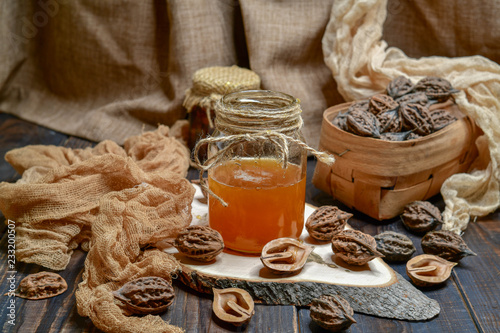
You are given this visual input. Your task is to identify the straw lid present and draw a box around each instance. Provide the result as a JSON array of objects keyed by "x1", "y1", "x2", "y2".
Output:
[{"x1": 183, "y1": 65, "x2": 261, "y2": 113}]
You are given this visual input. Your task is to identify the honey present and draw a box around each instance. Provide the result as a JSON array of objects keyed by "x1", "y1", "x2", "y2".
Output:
[{"x1": 208, "y1": 158, "x2": 306, "y2": 254}]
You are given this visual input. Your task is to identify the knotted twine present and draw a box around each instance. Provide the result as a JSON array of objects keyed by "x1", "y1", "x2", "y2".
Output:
[{"x1": 193, "y1": 90, "x2": 335, "y2": 206}]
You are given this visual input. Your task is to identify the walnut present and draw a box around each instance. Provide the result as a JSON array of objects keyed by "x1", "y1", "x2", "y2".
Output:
[
  {"x1": 113, "y1": 276, "x2": 175, "y2": 315},
  {"x1": 421, "y1": 230, "x2": 476, "y2": 262},
  {"x1": 387, "y1": 76, "x2": 415, "y2": 98},
  {"x1": 414, "y1": 76, "x2": 459, "y2": 101},
  {"x1": 369, "y1": 94, "x2": 399, "y2": 116},
  {"x1": 14, "y1": 272, "x2": 67, "y2": 300},
  {"x1": 346, "y1": 109, "x2": 381, "y2": 137},
  {"x1": 377, "y1": 109, "x2": 402, "y2": 133},
  {"x1": 331, "y1": 229, "x2": 383, "y2": 265},
  {"x1": 333, "y1": 100, "x2": 370, "y2": 130},
  {"x1": 306, "y1": 206, "x2": 352, "y2": 241},
  {"x1": 310, "y1": 294, "x2": 356, "y2": 331},
  {"x1": 395, "y1": 91, "x2": 429, "y2": 107},
  {"x1": 406, "y1": 132, "x2": 421, "y2": 140},
  {"x1": 331, "y1": 111, "x2": 349, "y2": 131},
  {"x1": 374, "y1": 231, "x2": 416, "y2": 262},
  {"x1": 260, "y1": 238, "x2": 314, "y2": 274},
  {"x1": 212, "y1": 288, "x2": 255, "y2": 326},
  {"x1": 429, "y1": 108, "x2": 458, "y2": 131},
  {"x1": 401, "y1": 201, "x2": 442, "y2": 233},
  {"x1": 174, "y1": 225, "x2": 224, "y2": 262},
  {"x1": 400, "y1": 103, "x2": 434, "y2": 136},
  {"x1": 379, "y1": 131, "x2": 415, "y2": 141},
  {"x1": 406, "y1": 254, "x2": 457, "y2": 287},
  {"x1": 347, "y1": 99, "x2": 370, "y2": 113}
]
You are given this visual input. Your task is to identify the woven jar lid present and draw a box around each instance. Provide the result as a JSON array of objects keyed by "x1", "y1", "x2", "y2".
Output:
[{"x1": 183, "y1": 65, "x2": 261, "y2": 113}]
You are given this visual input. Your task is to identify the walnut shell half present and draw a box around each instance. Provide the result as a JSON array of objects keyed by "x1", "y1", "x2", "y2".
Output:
[
  {"x1": 406, "y1": 254, "x2": 457, "y2": 287},
  {"x1": 212, "y1": 288, "x2": 255, "y2": 326},
  {"x1": 260, "y1": 238, "x2": 314, "y2": 274},
  {"x1": 14, "y1": 272, "x2": 67, "y2": 300},
  {"x1": 174, "y1": 225, "x2": 224, "y2": 262}
]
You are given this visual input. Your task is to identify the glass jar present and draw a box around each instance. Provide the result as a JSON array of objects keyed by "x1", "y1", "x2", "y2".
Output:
[{"x1": 207, "y1": 90, "x2": 307, "y2": 254}]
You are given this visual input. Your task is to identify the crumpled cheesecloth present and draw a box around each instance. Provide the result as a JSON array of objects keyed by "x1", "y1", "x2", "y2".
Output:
[
  {"x1": 322, "y1": 0, "x2": 500, "y2": 233},
  {"x1": 75, "y1": 176, "x2": 193, "y2": 333},
  {"x1": 0, "y1": 124, "x2": 194, "y2": 332}
]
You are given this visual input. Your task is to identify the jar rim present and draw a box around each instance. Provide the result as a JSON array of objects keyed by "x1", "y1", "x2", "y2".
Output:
[
  {"x1": 215, "y1": 90, "x2": 302, "y2": 134},
  {"x1": 220, "y1": 90, "x2": 299, "y2": 113}
]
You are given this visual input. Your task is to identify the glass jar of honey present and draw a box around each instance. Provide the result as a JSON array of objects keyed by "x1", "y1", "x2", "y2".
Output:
[{"x1": 205, "y1": 90, "x2": 308, "y2": 254}]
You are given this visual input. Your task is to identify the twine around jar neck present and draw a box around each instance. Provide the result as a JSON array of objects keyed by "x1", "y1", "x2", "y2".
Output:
[
  {"x1": 193, "y1": 90, "x2": 335, "y2": 206},
  {"x1": 214, "y1": 90, "x2": 303, "y2": 134}
]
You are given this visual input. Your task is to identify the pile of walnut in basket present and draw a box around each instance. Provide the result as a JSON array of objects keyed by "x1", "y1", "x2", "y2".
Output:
[{"x1": 332, "y1": 76, "x2": 459, "y2": 141}]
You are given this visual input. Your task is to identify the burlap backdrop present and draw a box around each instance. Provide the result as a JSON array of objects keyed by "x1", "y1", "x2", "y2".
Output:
[{"x1": 1, "y1": 0, "x2": 497, "y2": 148}]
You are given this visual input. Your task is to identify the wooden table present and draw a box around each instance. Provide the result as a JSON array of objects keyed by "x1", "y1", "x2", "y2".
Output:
[{"x1": 0, "y1": 112, "x2": 498, "y2": 332}]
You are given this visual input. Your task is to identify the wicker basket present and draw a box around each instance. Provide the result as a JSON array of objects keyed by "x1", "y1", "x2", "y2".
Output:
[{"x1": 312, "y1": 100, "x2": 479, "y2": 220}]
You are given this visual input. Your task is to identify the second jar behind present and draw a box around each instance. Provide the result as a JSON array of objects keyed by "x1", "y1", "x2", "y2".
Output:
[{"x1": 207, "y1": 90, "x2": 307, "y2": 254}]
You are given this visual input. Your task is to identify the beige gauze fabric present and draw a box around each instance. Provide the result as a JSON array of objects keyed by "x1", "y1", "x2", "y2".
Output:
[
  {"x1": 0, "y1": 126, "x2": 192, "y2": 270},
  {"x1": 322, "y1": 0, "x2": 500, "y2": 233},
  {"x1": 75, "y1": 179, "x2": 193, "y2": 333},
  {"x1": 0, "y1": 125, "x2": 194, "y2": 332}
]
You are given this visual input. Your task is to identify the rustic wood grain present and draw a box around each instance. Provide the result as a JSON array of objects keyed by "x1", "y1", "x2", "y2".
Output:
[
  {"x1": 0, "y1": 113, "x2": 68, "y2": 180},
  {"x1": 453, "y1": 214, "x2": 500, "y2": 333},
  {"x1": 165, "y1": 283, "x2": 299, "y2": 332},
  {"x1": 0, "y1": 113, "x2": 498, "y2": 332}
]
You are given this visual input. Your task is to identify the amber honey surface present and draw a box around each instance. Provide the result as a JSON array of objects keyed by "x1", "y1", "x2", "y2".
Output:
[{"x1": 208, "y1": 158, "x2": 306, "y2": 254}]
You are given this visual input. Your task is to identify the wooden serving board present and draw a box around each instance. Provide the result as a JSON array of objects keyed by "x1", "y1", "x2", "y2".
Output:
[{"x1": 165, "y1": 185, "x2": 440, "y2": 321}]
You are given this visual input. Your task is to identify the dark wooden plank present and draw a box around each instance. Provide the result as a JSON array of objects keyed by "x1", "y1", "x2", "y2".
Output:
[
  {"x1": 0, "y1": 113, "x2": 69, "y2": 183},
  {"x1": 61, "y1": 136, "x2": 96, "y2": 150},
  {"x1": 453, "y1": 214, "x2": 500, "y2": 333},
  {"x1": 0, "y1": 231, "x2": 90, "y2": 333},
  {"x1": 165, "y1": 283, "x2": 298, "y2": 332}
]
